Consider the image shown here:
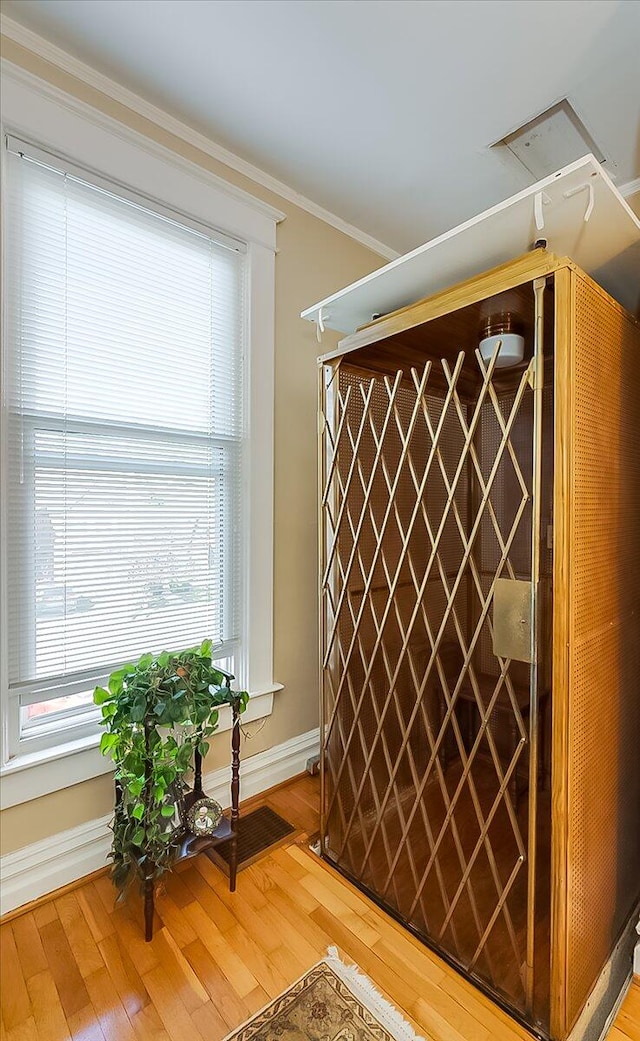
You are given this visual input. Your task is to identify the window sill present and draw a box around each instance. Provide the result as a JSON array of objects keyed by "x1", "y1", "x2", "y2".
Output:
[{"x1": 0, "y1": 683, "x2": 282, "y2": 810}]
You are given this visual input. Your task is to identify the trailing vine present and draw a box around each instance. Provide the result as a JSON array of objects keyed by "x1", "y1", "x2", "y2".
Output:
[{"x1": 94, "y1": 639, "x2": 248, "y2": 895}]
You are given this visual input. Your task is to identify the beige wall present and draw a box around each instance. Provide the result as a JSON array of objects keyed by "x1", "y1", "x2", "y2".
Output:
[
  {"x1": 0, "y1": 36, "x2": 383, "y2": 855},
  {"x1": 3, "y1": 37, "x2": 637, "y2": 858}
]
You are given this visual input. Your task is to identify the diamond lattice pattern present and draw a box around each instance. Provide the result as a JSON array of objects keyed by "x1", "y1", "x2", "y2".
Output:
[{"x1": 321, "y1": 351, "x2": 537, "y2": 1013}]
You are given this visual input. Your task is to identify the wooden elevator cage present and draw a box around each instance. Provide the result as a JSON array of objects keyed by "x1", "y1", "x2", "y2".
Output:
[{"x1": 317, "y1": 251, "x2": 640, "y2": 1040}]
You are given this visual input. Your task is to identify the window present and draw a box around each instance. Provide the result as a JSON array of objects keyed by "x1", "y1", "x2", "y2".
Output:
[
  {"x1": 1, "y1": 68, "x2": 279, "y2": 807},
  {"x1": 3, "y1": 140, "x2": 246, "y2": 756}
]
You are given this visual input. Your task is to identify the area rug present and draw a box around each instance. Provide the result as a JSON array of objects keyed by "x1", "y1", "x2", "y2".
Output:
[{"x1": 223, "y1": 947, "x2": 425, "y2": 1041}]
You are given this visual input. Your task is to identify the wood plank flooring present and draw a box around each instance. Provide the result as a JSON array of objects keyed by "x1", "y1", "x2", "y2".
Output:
[
  {"x1": 609, "y1": 982, "x2": 640, "y2": 1041},
  {"x1": 1, "y1": 774, "x2": 637, "y2": 1041}
]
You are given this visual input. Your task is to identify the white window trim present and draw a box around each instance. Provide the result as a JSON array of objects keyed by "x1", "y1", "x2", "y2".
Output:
[{"x1": 0, "y1": 61, "x2": 284, "y2": 807}]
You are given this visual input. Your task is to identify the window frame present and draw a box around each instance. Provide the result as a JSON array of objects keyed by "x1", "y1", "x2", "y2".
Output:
[
  {"x1": 5, "y1": 171, "x2": 245, "y2": 747},
  {"x1": 0, "y1": 62, "x2": 283, "y2": 808}
]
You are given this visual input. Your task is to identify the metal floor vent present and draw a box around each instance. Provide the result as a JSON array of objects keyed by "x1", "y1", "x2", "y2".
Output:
[{"x1": 207, "y1": 806, "x2": 296, "y2": 875}]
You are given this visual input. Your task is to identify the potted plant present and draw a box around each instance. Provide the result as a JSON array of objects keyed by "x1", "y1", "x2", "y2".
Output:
[{"x1": 94, "y1": 638, "x2": 248, "y2": 900}]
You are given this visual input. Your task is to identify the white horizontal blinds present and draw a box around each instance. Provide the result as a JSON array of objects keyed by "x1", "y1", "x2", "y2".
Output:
[{"x1": 5, "y1": 146, "x2": 246, "y2": 700}]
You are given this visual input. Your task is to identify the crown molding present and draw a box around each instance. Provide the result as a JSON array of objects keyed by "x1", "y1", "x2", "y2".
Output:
[
  {"x1": 0, "y1": 14, "x2": 398, "y2": 262},
  {"x1": 620, "y1": 176, "x2": 640, "y2": 200},
  {"x1": 5, "y1": 14, "x2": 633, "y2": 258},
  {"x1": 1, "y1": 59, "x2": 284, "y2": 248}
]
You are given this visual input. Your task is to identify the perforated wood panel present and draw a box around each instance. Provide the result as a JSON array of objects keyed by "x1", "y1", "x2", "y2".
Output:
[{"x1": 565, "y1": 276, "x2": 640, "y2": 1030}]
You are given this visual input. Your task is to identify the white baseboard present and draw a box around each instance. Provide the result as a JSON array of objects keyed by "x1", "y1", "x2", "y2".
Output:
[
  {"x1": 203, "y1": 726, "x2": 319, "y2": 809},
  {"x1": 0, "y1": 726, "x2": 319, "y2": 916},
  {"x1": 0, "y1": 812, "x2": 113, "y2": 917}
]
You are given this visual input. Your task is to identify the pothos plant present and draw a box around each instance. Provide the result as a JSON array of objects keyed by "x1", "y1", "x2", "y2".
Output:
[{"x1": 94, "y1": 639, "x2": 248, "y2": 896}]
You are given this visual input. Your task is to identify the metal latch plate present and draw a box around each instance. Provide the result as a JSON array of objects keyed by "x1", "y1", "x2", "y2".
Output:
[{"x1": 493, "y1": 578, "x2": 534, "y2": 663}]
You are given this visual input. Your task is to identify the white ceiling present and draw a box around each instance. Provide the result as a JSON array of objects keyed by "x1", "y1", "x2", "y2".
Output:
[{"x1": 2, "y1": 0, "x2": 640, "y2": 254}]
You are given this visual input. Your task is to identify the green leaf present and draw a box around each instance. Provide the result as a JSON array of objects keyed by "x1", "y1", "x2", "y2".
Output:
[
  {"x1": 99, "y1": 732, "x2": 119, "y2": 755},
  {"x1": 131, "y1": 802, "x2": 145, "y2": 821},
  {"x1": 177, "y1": 744, "x2": 193, "y2": 769},
  {"x1": 108, "y1": 674, "x2": 124, "y2": 696},
  {"x1": 199, "y1": 638, "x2": 212, "y2": 657},
  {"x1": 129, "y1": 777, "x2": 145, "y2": 798},
  {"x1": 113, "y1": 862, "x2": 132, "y2": 887},
  {"x1": 94, "y1": 686, "x2": 112, "y2": 705},
  {"x1": 123, "y1": 752, "x2": 143, "y2": 775},
  {"x1": 169, "y1": 701, "x2": 186, "y2": 724},
  {"x1": 132, "y1": 827, "x2": 145, "y2": 847},
  {"x1": 160, "y1": 804, "x2": 175, "y2": 818},
  {"x1": 137, "y1": 653, "x2": 153, "y2": 670},
  {"x1": 131, "y1": 696, "x2": 146, "y2": 722},
  {"x1": 197, "y1": 741, "x2": 210, "y2": 758}
]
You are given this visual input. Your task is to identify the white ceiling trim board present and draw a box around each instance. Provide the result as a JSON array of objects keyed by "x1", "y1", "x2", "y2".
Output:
[{"x1": 0, "y1": 14, "x2": 398, "y2": 261}]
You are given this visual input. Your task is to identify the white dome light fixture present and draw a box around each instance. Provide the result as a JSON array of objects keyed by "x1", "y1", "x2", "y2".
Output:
[{"x1": 479, "y1": 313, "x2": 525, "y2": 368}]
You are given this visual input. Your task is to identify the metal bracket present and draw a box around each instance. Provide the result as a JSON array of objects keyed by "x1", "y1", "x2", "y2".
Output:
[
  {"x1": 533, "y1": 191, "x2": 551, "y2": 231},
  {"x1": 526, "y1": 356, "x2": 544, "y2": 392},
  {"x1": 316, "y1": 306, "x2": 331, "y2": 344},
  {"x1": 563, "y1": 180, "x2": 595, "y2": 223}
]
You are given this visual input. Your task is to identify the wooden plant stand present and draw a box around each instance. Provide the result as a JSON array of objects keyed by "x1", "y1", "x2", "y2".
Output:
[{"x1": 116, "y1": 693, "x2": 242, "y2": 942}]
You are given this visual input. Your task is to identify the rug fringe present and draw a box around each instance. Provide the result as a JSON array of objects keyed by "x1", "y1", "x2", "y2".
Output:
[{"x1": 325, "y1": 946, "x2": 426, "y2": 1041}]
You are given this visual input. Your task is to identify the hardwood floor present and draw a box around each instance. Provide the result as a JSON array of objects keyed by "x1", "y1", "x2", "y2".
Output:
[
  {"x1": 609, "y1": 984, "x2": 640, "y2": 1041},
  {"x1": 0, "y1": 774, "x2": 637, "y2": 1041}
]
